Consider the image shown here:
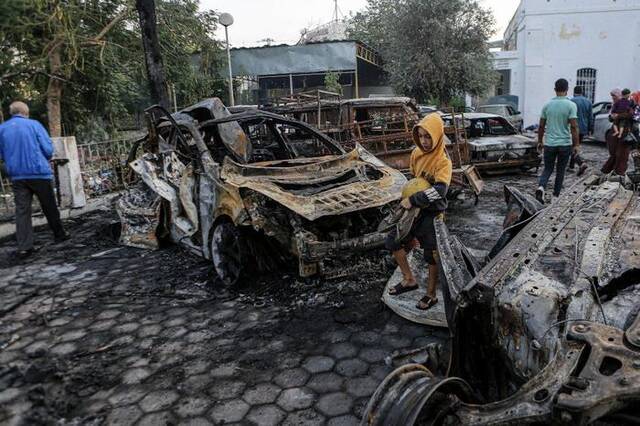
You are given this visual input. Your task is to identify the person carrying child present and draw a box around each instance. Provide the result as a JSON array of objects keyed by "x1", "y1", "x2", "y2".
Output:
[
  {"x1": 612, "y1": 88, "x2": 634, "y2": 138},
  {"x1": 602, "y1": 88, "x2": 636, "y2": 176},
  {"x1": 385, "y1": 113, "x2": 452, "y2": 311}
]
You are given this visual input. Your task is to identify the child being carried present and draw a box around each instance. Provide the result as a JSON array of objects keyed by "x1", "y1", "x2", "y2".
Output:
[{"x1": 612, "y1": 88, "x2": 634, "y2": 138}]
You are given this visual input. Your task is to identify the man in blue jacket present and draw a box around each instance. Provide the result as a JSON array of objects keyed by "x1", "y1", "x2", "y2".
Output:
[{"x1": 0, "y1": 101, "x2": 68, "y2": 258}]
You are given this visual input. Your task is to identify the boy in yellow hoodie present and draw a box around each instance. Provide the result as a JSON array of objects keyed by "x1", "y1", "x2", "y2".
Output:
[{"x1": 386, "y1": 113, "x2": 452, "y2": 310}]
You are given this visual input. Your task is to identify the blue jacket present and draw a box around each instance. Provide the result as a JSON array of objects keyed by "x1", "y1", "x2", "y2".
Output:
[
  {"x1": 0, "y1": 115, "x2": 54, "y2": 181},
  {"x1": 571, "y1": 95, "x2": 594, "y2": 136}
]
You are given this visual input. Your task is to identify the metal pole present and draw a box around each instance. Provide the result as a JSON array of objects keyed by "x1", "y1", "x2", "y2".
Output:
[
  {"x1": 354, "y1": 63, "x2": 359, "y2": 99},
  {"x1": 317, "y1": 89, "x2": 321, "y2": 128},
  {"x1": 289, "y1": 73, "x2": 294, "y2": 95},
  {"x1": 172, "y1": 83, "x2": 178, "y2": 112},
  {"x1": 225, "y1": 25, "x2": 235, "y2": 106}
]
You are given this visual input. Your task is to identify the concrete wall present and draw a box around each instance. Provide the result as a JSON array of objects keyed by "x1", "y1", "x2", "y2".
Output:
[{"x1": 495, "y1": 0, "x2": 640, "y2": 126}]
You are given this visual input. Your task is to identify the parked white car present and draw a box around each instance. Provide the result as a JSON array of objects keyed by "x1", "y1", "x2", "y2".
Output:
[
  {"x1": 476, "y1": 104, "x2": 523, "y2": 132},
  {"x1": 591, "y1": 101, "x2": 613, "y2": 142}
]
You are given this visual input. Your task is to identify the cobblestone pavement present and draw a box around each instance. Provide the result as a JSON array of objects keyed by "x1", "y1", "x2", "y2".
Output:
[
  {"x1": 0, "y1": 143, "x2": 609, "y2": 425},
  {"x1": 0, "y1": 209, "x2": 447, "y2": 425}
]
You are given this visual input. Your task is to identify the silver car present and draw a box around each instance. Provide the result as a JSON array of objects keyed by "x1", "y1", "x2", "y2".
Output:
[
  {"x1": 476, "y1": 104, "x2": 523, "y2": 132},
  {"x1": 591, "y1": 101, "x2": 613, "y2": 142}
]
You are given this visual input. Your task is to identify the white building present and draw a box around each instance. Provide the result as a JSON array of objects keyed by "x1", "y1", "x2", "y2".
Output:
[{"x1": 492, "y1": 0, "x2": 640, "y2": 127}]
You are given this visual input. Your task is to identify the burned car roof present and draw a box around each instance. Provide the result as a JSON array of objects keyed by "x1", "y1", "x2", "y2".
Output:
[
  {"x1": 445, "y1": 112, "x2": 506, "y2": 120},
  {"x1": 340, "y1": 97, "x2": 417, "y2": 107}
]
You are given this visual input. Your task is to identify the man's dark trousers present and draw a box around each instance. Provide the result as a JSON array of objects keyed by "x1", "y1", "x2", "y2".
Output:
[
  {"x1": 13, "y1": 179, "x2": 65, "y2": 251},
  {"x1": 538, "y1": 145, "x2": 572, "y2": 197}
]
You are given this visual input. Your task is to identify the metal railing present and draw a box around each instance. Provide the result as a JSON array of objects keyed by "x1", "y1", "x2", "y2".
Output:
[
  {"x1": 0, "y1": 173, "x2": 14, "y2": 221},
  {"x1": 0, "y1": 137, "x2": 140, "y2": 220},
  {"x1": 77, "y1": 138, "x2": 137, "y2": 198}
]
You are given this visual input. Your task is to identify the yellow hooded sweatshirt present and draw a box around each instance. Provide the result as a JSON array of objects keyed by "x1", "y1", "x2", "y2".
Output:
[{"x1": 409, "y1": 113, "x2": 452, "y2": 186}]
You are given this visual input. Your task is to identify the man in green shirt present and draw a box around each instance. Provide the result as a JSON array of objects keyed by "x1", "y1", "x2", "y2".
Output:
[{"x1": 536, "y1": 78, "x2": 580, "y2": 203}]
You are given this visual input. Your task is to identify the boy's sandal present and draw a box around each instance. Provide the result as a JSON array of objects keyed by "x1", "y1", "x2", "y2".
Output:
[
  {"x1": 416, "y1": 295, "x2": 438, "y2": 310},
  {"x1": 388, "y1": 282, "x2": 419, "y2": 296}
]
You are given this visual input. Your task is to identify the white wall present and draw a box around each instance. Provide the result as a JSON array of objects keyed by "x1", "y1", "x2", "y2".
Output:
[{"x1": 496, "y1": 0, "x2": 640, "y2": 126}]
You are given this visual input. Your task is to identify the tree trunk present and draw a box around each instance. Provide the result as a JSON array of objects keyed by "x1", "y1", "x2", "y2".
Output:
[
  {"x1": 47, "y1": 46, "x2": 63, "y2": 137},
  {"x1": 136, "y1": 0, "x2": 170, "y2": 109}
]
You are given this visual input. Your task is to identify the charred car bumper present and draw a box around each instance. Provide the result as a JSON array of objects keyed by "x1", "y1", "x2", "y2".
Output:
[{"x1": 295, "y1": 228, "x2": 387, "y2": 261}]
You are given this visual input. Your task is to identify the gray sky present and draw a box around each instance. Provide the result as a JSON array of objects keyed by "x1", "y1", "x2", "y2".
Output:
[{"x1": 201, "y1": 0, "x2": 520, "y2": 47}]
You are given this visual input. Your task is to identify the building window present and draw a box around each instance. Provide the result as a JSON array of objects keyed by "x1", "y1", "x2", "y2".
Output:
[
  {"x1": 495, "y1": 70, "x2": 511, "y2": 96},
  {"x1": 576, "y1": 68, "x2": 597, "y2": 103}
]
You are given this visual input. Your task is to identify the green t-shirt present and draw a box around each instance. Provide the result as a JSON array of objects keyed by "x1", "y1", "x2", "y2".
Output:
[{"x1": 541, "y1": 96, "x2": 578, "y2": 146}]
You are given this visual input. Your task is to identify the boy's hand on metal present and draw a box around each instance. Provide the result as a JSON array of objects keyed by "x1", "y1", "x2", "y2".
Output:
[{"x1": 400, "y1": 198, "x2": 412, "y2": 209}]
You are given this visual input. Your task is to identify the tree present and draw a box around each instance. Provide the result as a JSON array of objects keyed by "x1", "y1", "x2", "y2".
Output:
[
  {"x1": 324, "y1": 71, "x2": 343, "y2": 95},
  {"x1": 136, "y1": 0, "x2": 170, "y2": 109},
  {"x1": 154, "y1": 1, "x2": 226, "y2": 107},
  {"x1": 348, "y1": 0, "x2": 496, "y2": 103},
  {"x1": 1, "y1": 0, "x2": 225, "y2": 138},
  {"x1": 0, "y1": 0, "x2": 131, "y2": 136}
]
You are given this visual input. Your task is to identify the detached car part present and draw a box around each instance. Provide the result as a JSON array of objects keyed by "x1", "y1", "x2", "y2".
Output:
[{"x1": 364, "y1": 177, "x2": 640, "y2": 425}]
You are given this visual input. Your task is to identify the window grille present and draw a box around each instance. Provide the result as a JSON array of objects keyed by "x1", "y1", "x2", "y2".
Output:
[{"x1": 576, "y1": 68, "x2": 597, "y2": 103}]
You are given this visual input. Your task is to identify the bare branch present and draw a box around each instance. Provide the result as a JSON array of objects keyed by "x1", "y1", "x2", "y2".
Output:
[{"x1": 84, "y1": 5, "x2": 132, "y2": 46}]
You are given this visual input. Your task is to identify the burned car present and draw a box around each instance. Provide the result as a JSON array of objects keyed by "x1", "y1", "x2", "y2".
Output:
[
  {"x1": 443, "y1": 112, "x2": 540, "y2": 174},
  {"x1": 118, "y1": 98, "x2": 406, "y2": 285},
  {"x1": 267, "y1": 93, "x2": 484, "y2": 199},
  {"x1": 364, "y1": 177, "x2": 640, "y2": 424}
]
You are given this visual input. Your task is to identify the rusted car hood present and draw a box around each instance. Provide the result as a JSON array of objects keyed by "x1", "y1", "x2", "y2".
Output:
[{"x1": 221, "y1": 146, "x2": 406, "y2": 221}]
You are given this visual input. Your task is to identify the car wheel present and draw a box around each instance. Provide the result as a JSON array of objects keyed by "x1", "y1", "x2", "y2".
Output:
[{"x1": 211, "y1": 222, "x2": 248, "y2": 286}]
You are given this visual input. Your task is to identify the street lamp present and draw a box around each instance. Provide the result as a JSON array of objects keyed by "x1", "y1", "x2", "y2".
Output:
[{"x1": 219, "y1": 12, "x2": 235, "y2": 106}]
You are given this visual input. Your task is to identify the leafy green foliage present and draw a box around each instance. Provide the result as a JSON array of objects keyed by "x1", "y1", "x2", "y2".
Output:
[
  {"x1": 0, "y1": 0, "x2": 225, "y2": 139},
  {"x1": 156, "y1": 2, "x2": 226, "y2": 107},
  {"x1": 348, "y1": 0, "x2": 497, "y2": 103},
  {"x1": 324, "y1": 71, "x2": 343, "y2": 95}
]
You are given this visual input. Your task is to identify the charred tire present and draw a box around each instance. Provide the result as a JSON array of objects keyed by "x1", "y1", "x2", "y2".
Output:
[{"x1": 211, "y1": 222, "x2": 250, "y2": 287}]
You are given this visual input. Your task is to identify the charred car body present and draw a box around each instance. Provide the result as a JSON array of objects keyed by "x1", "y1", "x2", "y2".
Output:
[
  {"x1": 267, "y1": 95, "x2": 422, "y2": 170},
  {"x1": 364, "y1": 177, "x2": 640, "y2": 424},
  {"x1": 118, "y1": 98, "x2": 406, "y2": 284},
  {"x1": 442, "y1": 112, "x2": 540, "y2": 174},
  {"x1": 267, "y1": 94, "x2": 484, "y2": 199}
]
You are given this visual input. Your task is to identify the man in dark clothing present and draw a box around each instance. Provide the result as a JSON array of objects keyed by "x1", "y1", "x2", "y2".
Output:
[
  {"x1": 0, "y1": 101, "x2": 68, "y2": 258},
  {"x1": 569, "y1": 86, "x2": 592, "y2": 175}
]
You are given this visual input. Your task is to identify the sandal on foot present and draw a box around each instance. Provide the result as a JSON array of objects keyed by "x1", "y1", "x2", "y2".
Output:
[
  {"x1": 388, "y1": 282, "x2": 418, "y2": 296},
  {"x1": 416, "y1": 295, "x2": 438, "y2": 310}
]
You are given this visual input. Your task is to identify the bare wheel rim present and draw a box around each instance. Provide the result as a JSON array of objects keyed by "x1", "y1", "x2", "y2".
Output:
[{"x1": 361, "y1": 364, "x2": 475, "y2": 426}]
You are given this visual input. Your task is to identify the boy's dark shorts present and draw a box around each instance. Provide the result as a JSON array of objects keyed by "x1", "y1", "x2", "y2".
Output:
[{"x1": 385, "y1": 212, "x2": 441, "y2": 265}]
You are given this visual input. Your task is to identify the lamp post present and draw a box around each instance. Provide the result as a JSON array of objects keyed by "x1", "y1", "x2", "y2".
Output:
[{"x1": 219, "y1": 12, "x2": 235, "y2": 106}]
